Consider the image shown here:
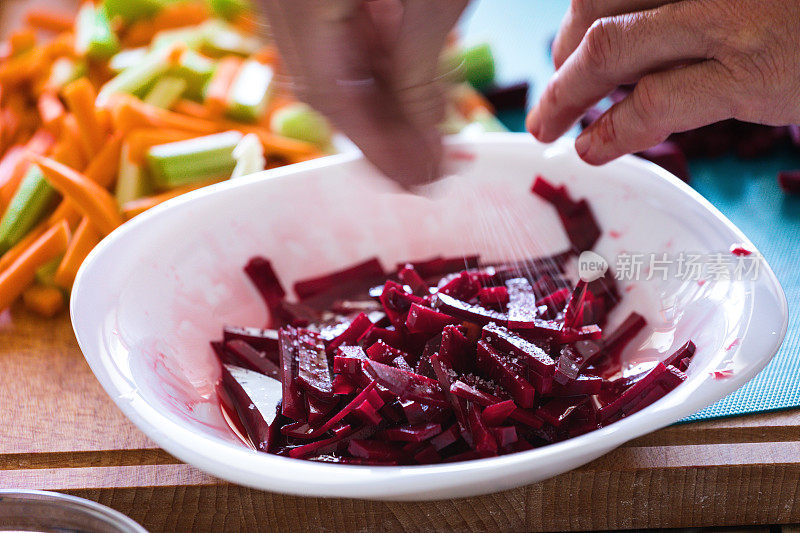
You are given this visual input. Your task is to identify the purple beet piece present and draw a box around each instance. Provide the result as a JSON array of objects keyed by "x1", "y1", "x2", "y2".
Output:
[
  {"x1": 221, "y1": 364, "x2": 282, "y2": 452},
  {"x1": 439, "y1": 325, "x2": 473, "y2": 374},
  {"x1": 636, "y1": 141, "x2": 690, "y2": 183},
  {"x1": 400, "y1": 255, "x2": 480, "y2": 278},
  {"x1": 435, "y1": 292, "x2": 507, "y2": 326},
  {"x1": 377, "y1": 422, "x2": 442, "y2": 442},
  {"x1": 478, "y1": 286, "x2": 509, "y2": 308},
  {"x1": 467, "y1": 402, "x2": 498, "y2": 455},
  {"x1": 491, "y1": 426, "x2": 518, "y2": 447},
  {"x1": 276, "y1": 300, "x2": 320, "y2": 327},
  {"x1": 358, "y1": 325, "x2": 404, "y2": 350},
  {"x1": 562, "y1": 199, "x2": 601, "y2": 252},
  {"x1": 293, "y1": 258, "x2": 384, "y2": 300},
  {"x1": 243, "y1": 257, "x2": 287, "y2": 327},
  {"x1": 222, "y1": 326, "x2": 280, "y2": 358},
  {"x1": 333, "y1": 344, "x2": 368, "y2": 375},
  {"x1": 598, "y1": 362, "x2": 670, "y2": 422},
  {"x1": 364, "y1": 360, "x2": 449, "y2": 407},
  {"x1": 307, "y1": 395, "x2": 338, "y2": 427},
  {"x1": 587, "y1": 270, "x2": 619, "y2": 309},
  {"x1": 405, "y1": 303, "x2": 460, "y2": 335},
  {"x1": 778, "y1": 170, "x2": 800, "y2": 195},
  {"x1": 331, "y1": 374, "x2": 355, "y2": 395},
  {"x1": 438, "y1": 271, "x2": 480, "y2": 301},
  {"x1": 531, "y1": 176, "x2": 576, "y2": 213},
  {"x1": 398, "y1": 264, "x2": 429, "y2": 295},
  {"x1": 330, "y1": 297, "x2": 383, "y2": 316},
  {"x1": 296, "y1": 331, "x2": 333, "y2": 399},
  {"x1": 481, "y1": 322, "x2": 555, "y2": 379},
  {"x1": 481, "y1": 400, "x2": 516, "y2": 426},
  {"x1": 450, "y1": 380, "x2": 502, "y2": 406},
  {"x1": 549, "y1": 374, "x2": 602, "y2": 396},
  {"x1": 413, "y1": 444, "x2": 442, "y2": 464},
  {"x1": 366, "y1": 340, "x2": 411, "y2": 365},
  {"x1": 536, "y1": 397, "x2": 587, "y2": 428},
  {"x1": 535, "y1": 287, "x2": 570, "y2": 317},
  {"x1": 380, "y1": 281, "x2": 428, "y2": 329},
  {"x1": 348, "y1": 439, "x2": 405, "y2": 462},
  {"x1": 278, "y1": 327, "x2": 307, "y2": 420},
  {"x1": 224, "y1": 339, "x2": 281, "y2": 379},
  {"x1": 310, "y1": 381, "x2": 379, "y2": 436},
  {"x1": 506, "y1": 277, "x2": 539, "y2": 327},
  {"x1": 562, "y1": 280, "x2": 588, "y2": 331},
  {"x1": 430, "y1": 424, "x2": 461, "y2": 451},
  {"x1": 662, "y1": 340, "x2": 696, "y2": 368},
  {"x1": 287, "y1": 423, "x2": 357, "y2": 459},
  {"x1": 507, "y1": 315, "x2": 561, "y2": 340},
  {"x1": 509, "y1": 406, "x2": 544, "y2": 429},
  {"x1": 476, "y1": 340, "x2": 536, "y2": 408},
  {"x1": 352, "y1": 399, "x2": 383, "y2": 425},
  {"x1": 429, "y1": 354, "x2": 472, "y2": 440},
  {"x1": 442, "y1": 450, "x2": 485, "y2": 463},
  {"x1": 483, "y1": 81, "x2": 529, "y2": 110},
  {"x1": 554, "y1": 345, "x2": 586, "y2": 385},
  {"x1": 591, "y1": 312, "x2": 647, "y2": 372},
  {"x1": 678, "y1": 357, "x2": 692, "y2": 372},
  {"x1": 326, "y1": 312, "x2": 372, "y2": 355}
]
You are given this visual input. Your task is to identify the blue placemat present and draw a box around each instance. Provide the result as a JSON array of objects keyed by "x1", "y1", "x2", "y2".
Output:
[{"x1": 463, "y1": 1, "x2": 800, "y2": 422}]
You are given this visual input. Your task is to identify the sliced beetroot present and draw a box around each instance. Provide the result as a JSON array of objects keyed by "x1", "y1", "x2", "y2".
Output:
[
  {"x1": 439, "y1": 271, "x2": 481, "y2": 301},
  {"x1": 221, "y1": 364, "x2": 282, "y2": 452},
  {"x1": 506, "y1": 278, "x2": 540, "y2": 327},
  {"x1": 430, "y1": 424, "x2": 461, "y2": 451},
  {"x1": 377, "y1": 422, "x2": 442, "y2": 442},
  {"x1": 398, "y1": 264, "x2": 429, "y2": 295},
  {"x1": 549, "y1": 374, "x2": 603, "y2": 396},
  {"x1": 591, "y1": 312, "x2": 647, "y2": 372},
  {"x1": 366, "y1": 340, "x2": 411, "y2": 365},
  {"x1": 531, "y1": 177, "x2": 600, "y2": 252},
  {"x1": 467, "y1": 402, "x2": 498, "y2": 455},
  {"x1": 400, "y1": 255, "x2": 480, "y2": 278},
  {"x1": 288, "y1": 424, "x2": 357, "y2": 459},
  {"x1": 662, "y1": 340, "x2": 696, "y2": 368},
  {"x1": 358, "y1": 325, "x2": 404, "y2": 350},
  {"x1": 478, "y1": 286, "x2": 509, "y2": 308},
  {"x1": 491, "y1": 426, "x2": 518, "y2": 447},
  {"x1": 598, "y1": 362, "x2": 675, "y2": 422},
  {"x1": 278, "y1": 327, "x2": 307, "y2": 420},
  {"x1": 352, "y1": 398, "x2": 383, "y2": 425},
  {"x1": 435, "y1": 292, "x2": 507, "y2": 325},
  {"x1": 554, "y1": 345, "x2": 586, "y2": 385},
  {"x1": 224, "y1": 339, "x2": 281, "y2": 379},
  {"x1": 348, "y1": 439, "x2": 405, "y2": 462},
  {"x1": 535, "y1": 287, "x2": 570, "y2": 317},
  {"x1": 482, "y1": 322, "x2": 556, "y2": 378},
  {"x1": 450, "y1": 380, "x2": 502, "y2": 406},
  {"x1": 326, "y1": 312, "x2": 373, "y2": 356},
  {"x1": 331, "y1": 374, "x2": 355, "y2": 395},
  {"x1": 439, "y1": 325, "x2": 473, "y2": 373},
  {"x1": 476, "y1": 341, "x2": 536, "y2": 408},
  {"x1": 293, "y1": 258, "x2": 384, "y2": 300},
  {"x1": 531, "y1": 176, "x2": 576, "y2": 214},
  {"x1": 778, "y1": 170, "x2": 800, "y2": 195},
  {"x1": 413, "y1": 444, "x2": 442, "y2": 464},
  {"x1": 363, "y1": 360, "x2": 449, "y2": 407},
  {"x1": 295, "y1": 331, "x2": 333, "y2": 399},
  {"x1": 244, "y1": 257, "x2": 288, "y2": 327},
  {"x1": 405, "y1": 303, "x2": 460, "y2": 335},
  {"x1": 222, "y1": 326, "x2": 280, "y2": 358},
  {"x1": 562, "y1": 280, "x2": 588, "y2": 331},
  {"x1": 429, "y1": 354, "x2": 472, "y2": 440},
  {"x1": 536, "y1": 397, "x2": 587, "y2": 428},
  {"x1": 678, "y1": 357, "x2": 692, "y2": 372},
  {"x1": 481, "y1": 400, "x2": 516, "y2": 426},
  {"x1": 307, "y1": 395, "x2": 338, "y2": 427}
]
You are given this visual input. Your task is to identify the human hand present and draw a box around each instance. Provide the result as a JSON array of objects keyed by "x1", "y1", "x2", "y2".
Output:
[
  {"x1": 526, "y1": 0, "x2": 800, "y2": 165},
  {"x1": 257, "y1": 0, "x2": 467, "y2": 186}
]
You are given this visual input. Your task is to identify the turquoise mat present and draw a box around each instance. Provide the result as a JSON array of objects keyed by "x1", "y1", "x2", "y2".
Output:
[{"x1": 463, "y1": 1, "x2": 800, "y2": 421}]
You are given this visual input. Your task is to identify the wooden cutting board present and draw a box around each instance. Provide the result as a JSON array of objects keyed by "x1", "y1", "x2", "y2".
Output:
[{"x1": 1, "y1": 306, "x2": 799, "y2": 532}]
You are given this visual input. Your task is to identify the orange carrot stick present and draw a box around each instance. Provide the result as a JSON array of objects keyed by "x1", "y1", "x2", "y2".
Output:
[
  {"x1": 23, "y1": 284, "x2": 65, "y2": 317},
  {"x1": 59, "y1": 114, "x2": 89, "y2": 169},
  {"x1": 0, "y1": 130, "x2": 56, "y2": 207},
  {"x1": 38, "y1": 92, "x2": 66, "y2": 134},
  {"x1": 153, "y1": 1, "x2": 209, "y2": 32},
  {"x1": 110, "y1": 95, "x2": 219, "y2": 135},
  {"x1": 204, "y1": 56, "x2": 243, "y2": 116},
  {"x1": 253, "y1": 45, "x2": 280, "y2": 66},
  {"x1": 232, "y1": 125, "x2": 322, "y2": 161},
  {"x1": 29, "y1": 155, "x2": 122, "y2": 235},
  {"x1": 9, "y1": 29, "x2": 36, "y2": 56},
  {"x1": 0, "y1": 221, "x2": 48, "y2": 272},
  {"x1": 62, "y1": 78, "x2": 104, "y2": 158},
  {"x1": 84, "y1": 131, "x2": 124, "y2": 188},
  {"x1": 53, "y1": 217, "x2": 99, "y2": 289},
  {"x1": 46, "y1": 200, "x2": 82, "y2": 231},
  {"x1": 25, "y1": 9, "x2": 74, "y2": 33},
  {"x1": 173, "y1": 99, "x2": 216, "y2": 121},
  {"x1": 121, "y1": 180, "x2": 219, "y2": 220},
  {"x1": 125, "y1": 128, "x2": 198, "y2": 165},
  {"x1": 0, "y1": 220, "x2": 69, "y2": 311}
]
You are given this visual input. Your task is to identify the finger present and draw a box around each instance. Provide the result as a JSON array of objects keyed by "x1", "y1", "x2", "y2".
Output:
[
  {"x1": 552, "y1": 0, "x2": 676, "y2": 69},
  {"x1": 574, "y1": 61, "x2": 733, "y2": 165},
  {"x1": 528, "y1": 5, "x2": 712, "y2": 143}
]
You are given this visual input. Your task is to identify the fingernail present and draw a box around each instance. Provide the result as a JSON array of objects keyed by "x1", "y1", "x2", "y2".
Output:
[
  {"x1": 575, "y1": 132, "x2": 592, "y2": 159},
  {"x1": 526, "y1": 108, "x2": 542, "y2": 139}
]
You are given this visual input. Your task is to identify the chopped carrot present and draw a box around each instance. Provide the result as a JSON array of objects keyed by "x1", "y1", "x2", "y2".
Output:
[
  {"x1": 121, "y1": 180, "x2": 219, "y2": 220},
  {"x1": 0, "y1": 130, "x2": 56, "y2": 207},
  {"x1": 96, "y1": 107, "x2": 112, "y2": 136},
  {"x1": 125, "y1": 128, "x2": 198, "y2": 165},
  {"x1": 62, "y1": 78, "x2": 104, "y2": 158},
  {"x1": 253, "y1": 45, "x2": 280, "y2": 67},
  {"x1": 85, "y1": 131, "x2": 124, "y2": 187},
  {"x1": 153, "y1": 2, "x2": 209, "y2": 33},
  {"x1": 231, "y1": 12, "x2": 257, "y2": 34},
  {"x1": 231, "y1": 125, "x2": 322, "y2": 161},
  {"x1": 29, "y1": 155, "x2": 122, "y2": 235},
  {"x1": 110, "y1": 95, "x2": 219, "y2": 135},
  {"x1": 173, "y1": 99, "x2": 216, "y2": 121},
  {"x1": 22, "y1": 284, "x2": 65, "y2": 317},
  {"x1": 0, "y1": 220, "x2": 70, "y2": 312},
  {"x1": 58, "y1": 114, "x2": 88, "y2": 169},
  {"x1": 204, "y1": 56, "x2": 243, "y2": 117},
  {"x1": 25, "y1": 9, "x2": 74, "y2": 33},
  {"x1": 0, "y1": 220, "x2": 48, "y2": 272},
  {"x1": 0, "y1": 47, "x2": 49, "y2": 86},
  {"x1": 121, "y1": 21, "x2": 157, "y2": 48},
  {"x1": 452, "y1": 84, "x2": 494, "y2": 119},
  {"x1": 46, "y1": 200, "x2": 82, "y2": 231},
  {"x1": 53, "y1": 217, "x2": 99, "y2": 289},
  {"x1": 9, "y1": 29, "x2": 37, "y2": 57},
  {"x1": 38, "y1": 92, "x2": 66, "y2": 134}
]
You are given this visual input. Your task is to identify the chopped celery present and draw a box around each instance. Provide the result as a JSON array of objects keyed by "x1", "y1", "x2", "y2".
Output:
[
  {"x1": 75, "y1": 4, "x2": 120, "y2": 60},
  {"x1": 0, "y1": 166, "x2": 57, "y2": 253},
  {"x1": 108, "y1": 48, "x2": 148, "y2": 74},
  {"x1": 208, "y1": 0, "x2": 252, "y2": 19},
  {"x1": 231, "y1": 134, "x2": 265, "y2": 178},
  {"x1": 151, "y1": 24, "x2": 212, "y2": 52},
  {"x1": 96, "y1": 49, "x2": 170, "y2": 106},
  {"x1": 115, "y1": 146, "x2": 152, "y2": 205},
  {"x1": 443, "y1": 43, "x2": 495, "y2": 90},
  {"x1": 147, "y1": 131, "x2": 243, "y2": 188},
  {"x1": 201, "y1": 20, "x2": 260, "y2": 57},
  {"x1": 143, "y1": 76, "x2": 187, "y2": 108},
  {"x1": 45, "y1": 57, "x2": 87, "y2": 91},
  {"x1": 35, "y1": 256, "x2": 63, "y2": 287},
  {"x1": 270, "y1": 102, "x2": 332, "y2": 147},
  {"x1": 226, "y1": 60, "x2": 274, "y2": 122},
  {"x1": 167, "y1": 50, "x2": 215, "y2": 101},
  {"x1": 103, "y1": 0, "x2": 177, "y2": 22}
]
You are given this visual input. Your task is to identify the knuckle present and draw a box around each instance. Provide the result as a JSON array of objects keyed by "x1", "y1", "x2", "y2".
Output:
[
  {"x1": 582, "y1": 18, "x2": 620, "y2": 73},
  {"x1": 631, "y1": 77, "x2": 667, "y2": 128},
  {"x1": 570, "y1": 0, "x2": 597, "y2": 25}
]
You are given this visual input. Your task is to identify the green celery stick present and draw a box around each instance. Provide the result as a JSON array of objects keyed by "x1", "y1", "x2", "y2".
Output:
[
  {"x1": 151, "y1": 24, "x2": 212, "y2": 52},
  {"x1": 231, "y1": 133, "x2": 265, "y2": 179},
  {"x1": 108, "y1": 48, "x2": 148, "y2": 74},
  {"x1": 115, "y1": 146, "x2": 151, "y2": 205},
  {"x1": 443, "y1": 43, "x2": 495, "y2": 90},
  {"x1": 201, "y1": 20, "x2": 260, "y2": 57},
  {"x1": 35, "y1": 256, "x2": 63, "y2": 286},
  {"x1": 167, "y1": 50, "x2": 215, "y2": 101},
  {"x1": 147, "y1": 131, "x2": 243, "y2": 188},
  {"x1": 103, "y1": 0, "x2": 177, "y2": 22},
  {"x1": 75, "y1": 4, "x2": 120, "y2": 60},
  {"x1": 208, "y1": 0, "x2": 252, "y2": 19},
  {"x1": 143, "y1": 76, "x2": 187, "y2": 108},
  {"x1": 96, "y1": 49, "x2": 170, "y2": 106},
  {"x1": 269, "y1": 102, "x2": 332, "y2": 147},
  {"x1": 46, "y1": 57, "x2": 87, "y2": 90},
  {"x1": 0, "y1": 166, "x2": 57, "y2": 254},
  {"x1": 226, "y1": 60, "x2": 274, "y2": 122}
]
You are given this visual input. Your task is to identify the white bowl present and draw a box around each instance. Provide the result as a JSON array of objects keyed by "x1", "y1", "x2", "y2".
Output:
[{"x1": 72, "y1": 133, "x2": 787, "y2": 500}]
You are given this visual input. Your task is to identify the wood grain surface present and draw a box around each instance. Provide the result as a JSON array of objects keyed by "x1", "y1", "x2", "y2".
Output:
[{"x1": 1, "y1": 306, "x2": 799, "y2": 532}]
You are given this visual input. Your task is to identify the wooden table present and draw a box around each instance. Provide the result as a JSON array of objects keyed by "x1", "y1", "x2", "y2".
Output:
[{"x1": 1, "y1": 307, "x2": 799, "y2": 532}]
